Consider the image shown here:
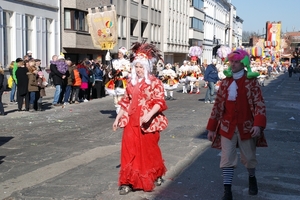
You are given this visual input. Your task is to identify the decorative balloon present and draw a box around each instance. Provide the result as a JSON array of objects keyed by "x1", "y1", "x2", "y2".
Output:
[{"x1": 251, "y1": 46, "x2": 262, "y2": 57}]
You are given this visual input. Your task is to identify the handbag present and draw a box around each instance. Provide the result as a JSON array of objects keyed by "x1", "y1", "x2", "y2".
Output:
[
  {"x1": 256, "y1": 131, "x2": 268, "y2": 147},
  {"x1": 7, "y1": 76, "x2": 13, "y2": 89}
]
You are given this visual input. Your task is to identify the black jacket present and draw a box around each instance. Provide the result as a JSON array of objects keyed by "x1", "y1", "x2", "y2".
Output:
[
  {"x1": 0, "y1": 73, "x2": 4, "y2": 92},
  {"x1": 50, "y1": 63, "x2": 64, "y2": 86},
  {"x1": 16, "y1": 67, "x2": 29, "y2": 95}
]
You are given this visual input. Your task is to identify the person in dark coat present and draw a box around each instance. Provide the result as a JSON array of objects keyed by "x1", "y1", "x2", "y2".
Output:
[
  {"x1": 288, "y1": 63, "x2": 293, "y2": 77},
  {"x1": 50, "y1": 55, "x2": 66, "y2": 106},
  {"x1": 15, "y1": 58, "x2": 29, "y2": 111},
  {"x1": 204, "y1": 59, "x2": 219, "y2": 103},
  {"x1": 0, "y1": 66, "x2": 5, "y2": 115}
]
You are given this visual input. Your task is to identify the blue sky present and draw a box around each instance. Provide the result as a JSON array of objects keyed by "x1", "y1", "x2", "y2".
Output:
[{"x1": 231, "y1": 0, "x2": 299, "y2": 33}]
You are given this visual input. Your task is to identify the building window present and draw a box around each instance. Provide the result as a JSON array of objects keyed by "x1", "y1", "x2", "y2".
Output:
[
  {"x1": 141, "y1": 21, "x2": 147, "y2": 38},
  {"x1": 64, "y1": 9, "x2": 88, "y2": 32},
  {"x1": 151, "y1": 24, "x2": 154, "y2": 41},
  {"x1": 3, "y1": 11, "x2": 12, "y2": 66},
  {"x1": 192, "y1": 0, "x2": 204, "y2": 10},
  {"x1": 64, "y1": 9, "x2": 71, "y2": 29},
  {"x1": 46, "y1": 18, "x2": 53, "y2": 67},
  {"x1": 25, "y1": 15, "x2": 33, "y2": 52},
  {"x1": 118, "y1": 16, "x2": 127, "y2": 38},
  {"x1": 142, "y1": 0, "x2": 149, "y2": 6},
  {"x1": 130, "y1": 19, "x2": 138, "y2": 37},
  {"x1": 75, "y1": 10, "x2": 87, "y2": 31},
  {"x1": 190, "y1": 17, "x2": 203, "y2": 32}
]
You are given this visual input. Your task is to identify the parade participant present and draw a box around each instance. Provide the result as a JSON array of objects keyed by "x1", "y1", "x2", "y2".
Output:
[
  {"x1": 105, "y1": 47, "x2": 131, "y2": 113},
  {"x1": 162, "y1": 63, "x2": 178, "y2": 100},
  {"x1": 112, "y1": 41, "x2": 168, "y2": 195},
  {"x1": 187, "y1": 60, "x2": 201, "y2": 94},
  {"x1": 206, "y1": 49, "x2": 267, "y2": 200},
  {"x1": 178, "y1": 60, "x2": 190, "y2": 93},
  {"x1": 204, "y1": 59, "x2": 219, "y2": 103}
]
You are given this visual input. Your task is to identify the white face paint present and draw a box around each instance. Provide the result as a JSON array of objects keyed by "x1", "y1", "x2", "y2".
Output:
[{"x1": 135, "y1": 62, "x2": 145, "y2": 79}]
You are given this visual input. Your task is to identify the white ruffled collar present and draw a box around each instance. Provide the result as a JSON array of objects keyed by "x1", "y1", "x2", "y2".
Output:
[{"x1": 232, "y1": 70, "x2": 244, "y2": 80}]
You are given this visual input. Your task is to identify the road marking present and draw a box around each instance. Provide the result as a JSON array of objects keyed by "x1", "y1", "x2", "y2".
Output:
[{"x1": 0, "y1": 145, "x2": 120, "y2": 199}]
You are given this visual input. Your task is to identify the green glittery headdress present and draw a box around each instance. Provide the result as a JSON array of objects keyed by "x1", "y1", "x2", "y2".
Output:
[{"x1": 223, "y1": 49, "x2": 260, "y2": 78}]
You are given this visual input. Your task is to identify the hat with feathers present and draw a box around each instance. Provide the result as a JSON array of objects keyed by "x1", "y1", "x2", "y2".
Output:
[{"x1": 129, "y1": 41, "x2": 163, "y2": 85}]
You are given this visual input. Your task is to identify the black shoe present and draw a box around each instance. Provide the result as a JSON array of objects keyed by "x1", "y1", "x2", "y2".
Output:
[
  {"x1": 165, "y1": 96, "x2": 170, "y2": 100},
  {"x1": 222, "y1": 185, "x2": 232, "y2": 200},
  {"x1": 118, "y1": 185, "x2": 132, "y2": 195},
  {"x1": 0, "y1": 112, "x2": 6, "y2": 116},
  {"x1": 37, "y1": 103, "x2": 44, "y2": 111},
  {"x1": 169, "y1": 97, "x2": 176, "y2": 101},
  {"x1": 249, "y1": 176, "x2": 258, "y2": 195},
  {"x1": 155, "y1": 177, "x2": 164, "y2": 186}
]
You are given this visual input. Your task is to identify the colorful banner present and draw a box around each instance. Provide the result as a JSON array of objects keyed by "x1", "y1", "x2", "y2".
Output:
[
  {"x1": 87, "y1": 5, "x2": 117, "y2": 50},
  {"x1": 266, "y1": 22, "x2": 281, "y2": 52}
]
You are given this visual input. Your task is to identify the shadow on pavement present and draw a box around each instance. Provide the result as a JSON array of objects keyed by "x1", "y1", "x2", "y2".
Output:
[
  {"x1": 100, "y1": 110, "x2": 117, "y2": 118},
  {"x1": 0, "y1": 136, "x2": 13, "y2": 165}
]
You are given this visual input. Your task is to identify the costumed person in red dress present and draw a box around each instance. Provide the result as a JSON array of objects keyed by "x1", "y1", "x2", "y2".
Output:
[
  {"x1": 112, "y1": 41, "x2": 168, "y2": 195},
  {"x1": 206, "y1": 49, "x2": 267, "y2": 200}
]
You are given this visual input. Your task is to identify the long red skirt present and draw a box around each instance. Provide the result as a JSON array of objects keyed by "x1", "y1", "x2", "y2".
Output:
[{"x1": 118, "y1": 119, "x2": 166, "y2": 191}]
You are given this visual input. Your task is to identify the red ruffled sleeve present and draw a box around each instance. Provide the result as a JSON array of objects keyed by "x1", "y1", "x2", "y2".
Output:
[
  {"x1": 149, "y1": 78, "x2": 167, "y2": 112},
  {"x1": 118, "y1": 89, "x2": 131, "y2": 112}
]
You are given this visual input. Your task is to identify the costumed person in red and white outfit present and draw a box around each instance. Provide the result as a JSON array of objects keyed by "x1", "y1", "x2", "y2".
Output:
[
  {"x1": 105, "y1": 47, "x2": 131, "y2": 113},
  {"x1": 206, "y1": 49, "x2": 267, "y2": 200},
  {"x1": 178, "y1": 60, "x2": 190, "y2": 93},
  {"x1": 187, "y1": 60, "x2": 201, "y2": 94},
  {"x1": 162, "y1": 63, "x2": 178, "y2": 100},
  {"x1": 112, "y1": 41, "x2": 168, "y2": 195}
]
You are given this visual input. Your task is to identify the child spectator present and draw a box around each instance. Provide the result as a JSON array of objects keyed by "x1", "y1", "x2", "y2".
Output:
[{"x1": 37, "y1": 71, "x2": 47, "y2": 111}]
